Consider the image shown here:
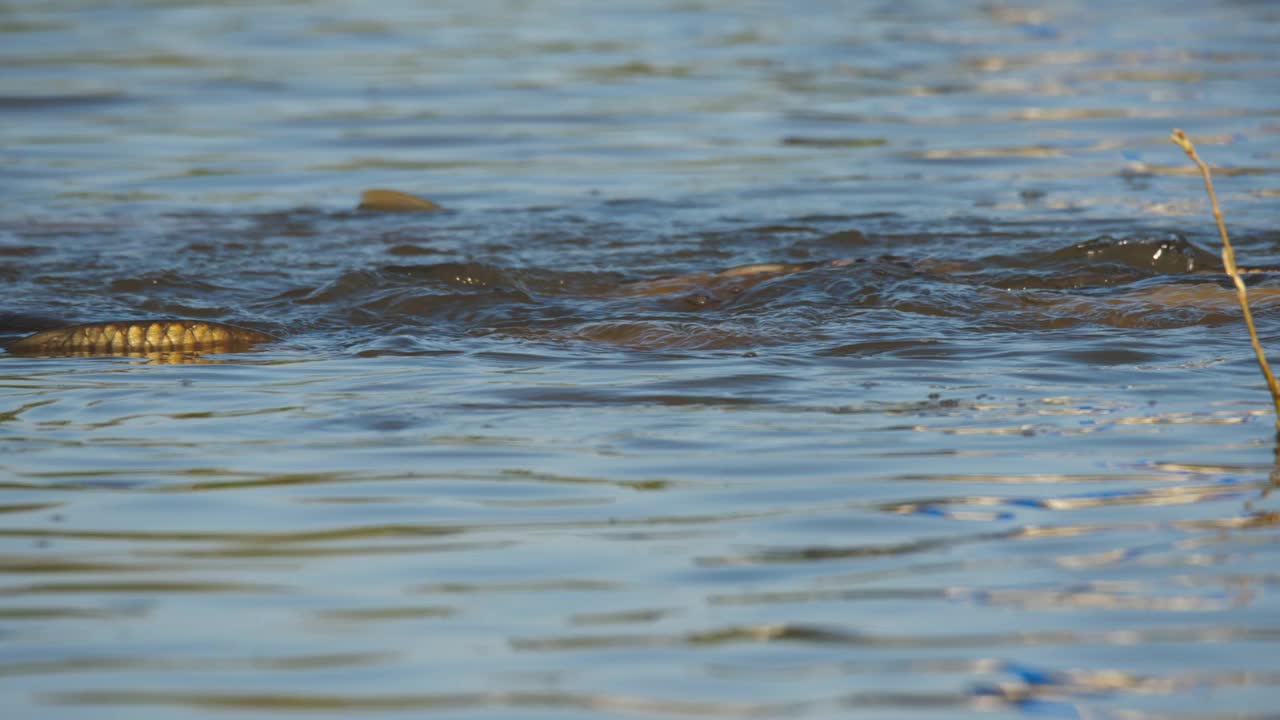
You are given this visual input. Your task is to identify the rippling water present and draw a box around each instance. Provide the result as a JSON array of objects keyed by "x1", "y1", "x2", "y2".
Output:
[{"x1": 3, "y1": 1, "x2": 1280, "y2": 718}]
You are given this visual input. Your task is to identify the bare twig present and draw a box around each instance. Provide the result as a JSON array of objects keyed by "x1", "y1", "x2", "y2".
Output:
[{"x1": 1171, "y1": 129, "x2": 1280, "y2": 433}]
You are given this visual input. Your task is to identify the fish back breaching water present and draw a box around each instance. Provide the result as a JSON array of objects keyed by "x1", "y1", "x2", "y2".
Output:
[
  {"x1": 5, "y1": 319, "x2": 276, "y2": 356},
  {"x1": 5, "y1": 245, "x2": 1274, "y2": 358}
]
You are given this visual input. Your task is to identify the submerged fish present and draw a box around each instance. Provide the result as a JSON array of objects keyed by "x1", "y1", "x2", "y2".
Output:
[
  {"x1": 8, "y1": 256, "x2": 1275, "y2": 358},
  {"x1": 616, "y1": 261, "x2": 824, "y2": 303},
  {"x1": 4, "y1": 192, "x2": 1269, "y2": 358}
]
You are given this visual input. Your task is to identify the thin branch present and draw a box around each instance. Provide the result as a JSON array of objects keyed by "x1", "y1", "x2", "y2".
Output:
[{"x1": 1170, "y1": 129, "x2": 1280, "y2": 433}]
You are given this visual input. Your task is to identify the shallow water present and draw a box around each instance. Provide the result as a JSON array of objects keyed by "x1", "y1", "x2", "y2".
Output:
[{"x1": 3, "y1": 1, "x2": 1280, "y2": 718}]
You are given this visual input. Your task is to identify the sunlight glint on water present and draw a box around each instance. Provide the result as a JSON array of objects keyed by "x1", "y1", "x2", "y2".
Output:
[{"x1": 2, "y1": 1, "x2": 1280, "y2": 718}]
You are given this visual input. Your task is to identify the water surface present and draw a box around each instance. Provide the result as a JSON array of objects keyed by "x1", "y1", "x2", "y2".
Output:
[{"x1": 3, "y1": 1, "x2": 1280, "y2": 718}]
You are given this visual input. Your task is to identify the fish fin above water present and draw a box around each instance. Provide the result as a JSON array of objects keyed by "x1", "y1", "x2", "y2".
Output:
[{"x1": 357, "y1": 188, "x2": 443, "y2": 212}]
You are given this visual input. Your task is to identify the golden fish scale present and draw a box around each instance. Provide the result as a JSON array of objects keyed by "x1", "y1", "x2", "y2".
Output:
[{"x1": 6, "y1": 320, "x2": 274, "y2": 356}]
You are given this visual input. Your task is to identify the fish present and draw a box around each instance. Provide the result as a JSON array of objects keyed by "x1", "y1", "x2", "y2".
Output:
[
  {"x1": 357, "y1": 188, "x2": 442, "y2": 213},
  {"x1": 9, "y1": 191, "x2": 1267, "y2": 358},
  {"x1": 5, "y1": 319, "x2": 277, "y2": 357}
]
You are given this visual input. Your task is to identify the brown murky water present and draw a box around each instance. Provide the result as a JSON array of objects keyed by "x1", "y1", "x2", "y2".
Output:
[{"x1": 2, "y1": 1, "x2": 1280, "y2": 718}]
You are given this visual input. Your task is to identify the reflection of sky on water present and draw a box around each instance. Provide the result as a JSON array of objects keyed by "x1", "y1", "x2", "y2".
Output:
[
  {"x1": 1, "y1": 1, "x2": 1277, "y2": 227},
  {"x1": 2, "y1": 2, "x2": 1280, "y2": 719}
]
